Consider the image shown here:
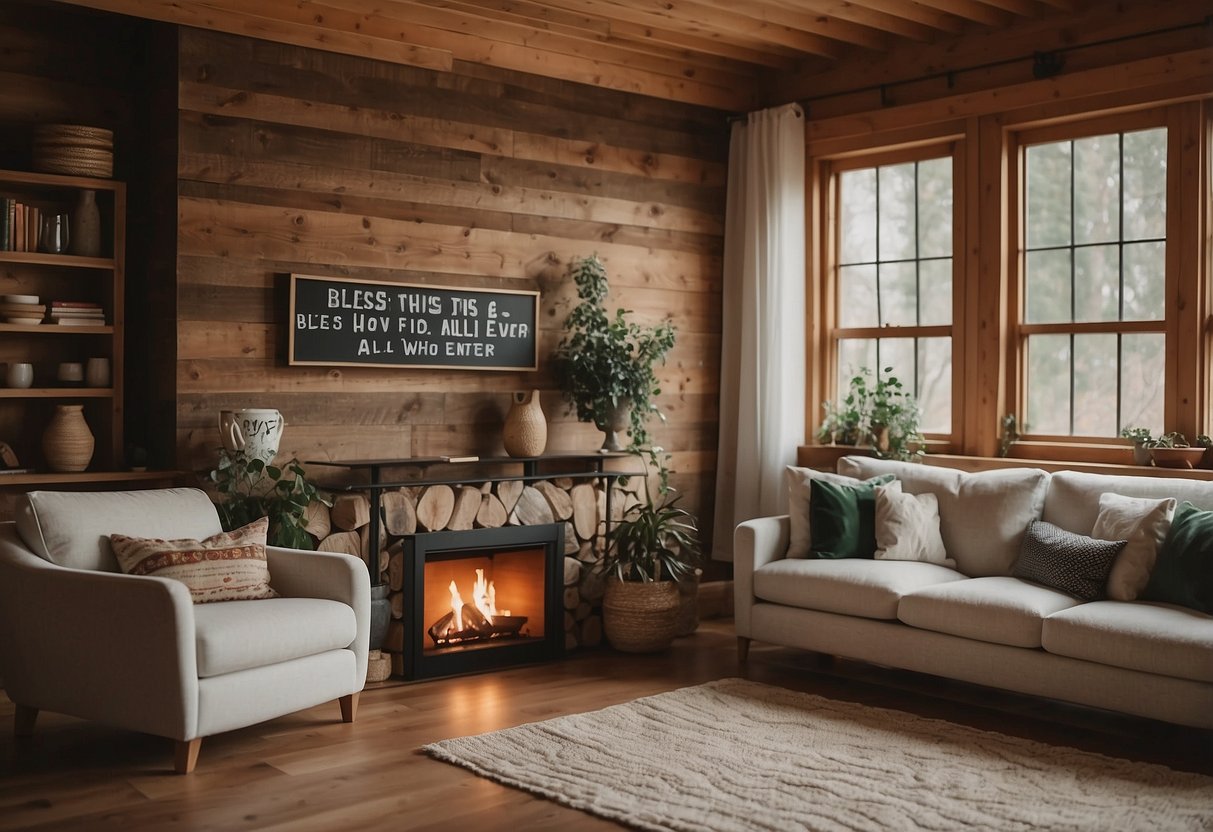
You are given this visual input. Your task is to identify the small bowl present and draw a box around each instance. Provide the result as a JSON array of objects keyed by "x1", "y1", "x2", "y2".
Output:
[
  {"x1": 2, "y1": 294, "x2": 38, "y2": 305},
  {"x1": 4, "y1": 316, "x2": 42, "y2": 325},
  {"x1": 1149, "y1": 447, "x2": 1206, "y2": 469}
]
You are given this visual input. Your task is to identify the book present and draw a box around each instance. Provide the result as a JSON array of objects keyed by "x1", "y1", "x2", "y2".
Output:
[
  {"x1": 51, "y1": 301, "x2": 102, "y2": 308},
  {"x1": 48, "y1": 310, "x2": 104, "y2": 318},
  {"x1": 0, "y1": 467, "x2": 36, "y2": 475},
  {"x1": 441, "y1": 455, "x2": 480, "y2": 463},
  {"x1": 0, "y1": 198, "x2": 8, "y2": 251},
  {"x1": 50, "y1": 317, "x2": 105, "y2": 326}
]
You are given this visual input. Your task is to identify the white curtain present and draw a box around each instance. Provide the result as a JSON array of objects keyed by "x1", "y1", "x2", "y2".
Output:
[{"x1": 712, "y1": 104, "x2": 806, "y2": 561}]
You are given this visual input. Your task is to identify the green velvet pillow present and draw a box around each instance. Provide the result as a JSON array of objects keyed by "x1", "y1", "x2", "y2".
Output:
[
  {"x1": 1142, "y1": 502, "x2": 1213, "y2": 613},
  {"x1": 809, "y1": 476, "x2": 894, "y2": 559}
]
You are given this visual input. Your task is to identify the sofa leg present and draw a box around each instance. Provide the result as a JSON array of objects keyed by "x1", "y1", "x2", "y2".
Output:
[
  {"x1": 174, "y1": 738, "x2": 202, "y2": 774},
  {"x1": 14, "y1": 705, "x2": 37, "y2": 737},
  {"x1": 737, "y1": 636, "x2": 751, "y2": 663},
  {"x1": 339, "y1": 693, "x2": 359, "y2": 723}
]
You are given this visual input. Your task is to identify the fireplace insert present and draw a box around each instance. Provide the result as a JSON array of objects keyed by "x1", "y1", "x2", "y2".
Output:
[{"x1": 400, "y1": 523, "x2": 564, "y2": 680}]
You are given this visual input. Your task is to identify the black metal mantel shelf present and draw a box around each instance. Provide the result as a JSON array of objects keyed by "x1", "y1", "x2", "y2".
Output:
[{"x1": 306, "y1": 453, "x2": 642, "y2": 585}]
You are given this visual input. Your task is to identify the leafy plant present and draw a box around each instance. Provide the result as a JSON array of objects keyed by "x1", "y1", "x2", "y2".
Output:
[
  {"x1": 1146, "y1": 431, "x2": 1191, "y2": 449},
  {"x1": 819, "y1": 367, "x2": 923, "y2": 460},
  {"x1": 207, "y1": 451, "x2": 329, "y2": 550},
  {"x1": 600, "y1": 453, "x2": 701, "y2": 584},
  {"x1": 552, "y1": 254, "x2": 676, "y2": 448},
  {"x1": 1120, "y1": 426, "x2": 1155, "y2": 445}
]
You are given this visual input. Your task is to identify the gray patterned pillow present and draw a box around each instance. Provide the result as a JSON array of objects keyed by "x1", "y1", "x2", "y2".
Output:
[{"x1": 1013, "y1": 520, "x2": 1126, "y2": 601}]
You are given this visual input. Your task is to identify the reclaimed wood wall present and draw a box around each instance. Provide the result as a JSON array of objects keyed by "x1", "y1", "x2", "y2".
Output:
[{"x1": 172, "y1": 29, "x2": 728, "y2": 531}]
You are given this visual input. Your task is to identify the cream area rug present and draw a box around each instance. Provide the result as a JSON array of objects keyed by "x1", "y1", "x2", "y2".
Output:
[{"x1": 424, "y1": 678, "x2": 1213, "y2": 832}]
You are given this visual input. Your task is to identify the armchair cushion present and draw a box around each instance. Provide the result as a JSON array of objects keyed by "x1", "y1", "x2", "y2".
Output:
[
  {"x1": 18, "y1": 488, "x2": 222, "y2": 572},
  {"x1": 193, "y1": 597, "x2": 358, "y2": 678},
  {"x1": 111, "y1": 517, "x2": 277, "y2": 604}
]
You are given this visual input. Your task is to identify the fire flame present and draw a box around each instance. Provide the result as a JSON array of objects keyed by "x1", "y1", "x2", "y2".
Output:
[
  {"x1": 450, "y1": 569, "x2": 510, "y2": 623},
  {"x1": 448, "y1": 579, "x2": 464, "y2": 631}
]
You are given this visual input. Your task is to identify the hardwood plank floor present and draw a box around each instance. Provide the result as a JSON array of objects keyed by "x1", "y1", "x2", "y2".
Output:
[{"x1": 1, "y1": 619, "x2": 1209, "y2": 830}]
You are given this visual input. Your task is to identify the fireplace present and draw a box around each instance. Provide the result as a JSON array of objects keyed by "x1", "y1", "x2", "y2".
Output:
[{"x1": 400, "y1": 523, "x2": 564, "y2": 680}]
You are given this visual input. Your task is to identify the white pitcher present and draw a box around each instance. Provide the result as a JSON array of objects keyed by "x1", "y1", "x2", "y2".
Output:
[{"x1": 219, "y1": 408, "x2": 286, "y2": 464}]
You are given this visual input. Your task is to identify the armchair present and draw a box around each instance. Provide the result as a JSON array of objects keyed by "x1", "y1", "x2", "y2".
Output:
[{"x1": 0, "y1": 488, "x2": 370, "y2": 773}]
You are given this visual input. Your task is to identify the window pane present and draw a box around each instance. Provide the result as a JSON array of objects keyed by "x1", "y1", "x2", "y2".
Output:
[
  {"x1": 1026, "y1": 249, "x2": 1071, "y2": 324},
  {"x1": 917, "y1": 337, "x2": 952, "y2": 433},
  {"x1": 1026, "y1": 335, "x2": 1071, "y2": 435},
  {"x1": 879, "y1": 262, "x2": 917, "y2": 326},
  {"x1": 1073, "y1": 244, "x2": 1119, "y2": 323},
  {"x1": 840, "y1": 168, "x2": 876, "y2": 265},
  {"x1": 1073, "y1": 134, "x2": 1119, "y2": 245},
  {"x1": 878, "y1": 163, "x2": 916, "y2": 262},
  {"x1": 877, "y1": 338, "x2": 916, "y2": 393},
  {"x1": 839, "y1": 264, "x2": 877, "y2": 328},
  {"x1": 919, "y1": 258, "x2": 952, "y2": 326},
  {"x1": 837, "y1": 339, "x2": 876, "y2": 399},
  {"x1": 1123, "y1": 241, "x2": 1165, "y2": 321},
  {"x1": 1120, "y1": 333, "x2": 1164, "y2": 434},
  {"x1": 917, "y1": 157, "x2": 952, "y2": 259},
  {"x1": 1026, "y1": 141, "x2": 1071, "y2": 248},
  {"x1": 1072, "y1": 334, "x2": 1118, "y2": 436},
  {"x1": 1123, "y1": 128, "x2": 1166, "y2": 241}
]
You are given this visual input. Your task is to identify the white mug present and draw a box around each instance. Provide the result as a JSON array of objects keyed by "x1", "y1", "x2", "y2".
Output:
[
  {"x1": 219, "y1": 408, "x2": 286, "y2": 464},
  {"x1": 85, "y1": 357, "x2": 111, "y2": 388},
  {"x1": 5, "y1": 363, "x2": 33, "y2": 388}
]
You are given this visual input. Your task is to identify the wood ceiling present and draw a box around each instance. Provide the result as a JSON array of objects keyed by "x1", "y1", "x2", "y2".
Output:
[{"x1": 60, "y1": 0, "x2": 1093, "y2": 111}]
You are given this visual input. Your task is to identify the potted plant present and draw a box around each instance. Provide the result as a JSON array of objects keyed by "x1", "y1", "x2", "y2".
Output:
[
  {"x1": 1145, "y1": 431, "x2": 1205, "y2": 469},
  {"x1": 207, "y1": 451, "x2": 330, "y2": 549},
  {"x1": 818, "y1": 367, "x2": 924, "y2": 460},
  {"x1": 1197, "y1": 435, "x2": 1213, "y2": 469},
  {"x1": 1120, "y1": 426, "x2": 1154, "y2": 466},
  {"x1": 553, "y1": 255, "x2": 676, "y2": 451},
  {"x1": 599, "y1": 456, "x2": 702, "y2": 653}
]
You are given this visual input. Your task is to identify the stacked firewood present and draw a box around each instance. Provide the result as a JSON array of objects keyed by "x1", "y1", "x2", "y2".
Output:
[{"x1": 302, "y1": 475, "x2": 650, "y2": 673}]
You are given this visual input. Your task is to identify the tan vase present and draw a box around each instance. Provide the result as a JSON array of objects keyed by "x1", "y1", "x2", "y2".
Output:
[
  {"x1": 42, "y1": 404, "x2": 95, "y2": 472},
  {"x1": 603, "y1": 577, "x2": 679, "y2": 652},
  {"x1": 503, "y1": 389, "x2": 547, "y2": 457},
  {"x1": 69, "y1": 188, "x2": 102, "y2": 257}
]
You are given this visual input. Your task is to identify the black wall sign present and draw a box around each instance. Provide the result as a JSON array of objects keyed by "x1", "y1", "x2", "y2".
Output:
[{"x1": 288, "y1": 274, "x2": 539, "y2": 371}]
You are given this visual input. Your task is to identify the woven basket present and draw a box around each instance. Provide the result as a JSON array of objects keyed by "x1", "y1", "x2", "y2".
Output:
[
  {"x1": 34, "y1": 124, "x2": 113, "y2": 143},
  {"x1": 603, "y1": 578, "x2": 679, "y2": 653}
]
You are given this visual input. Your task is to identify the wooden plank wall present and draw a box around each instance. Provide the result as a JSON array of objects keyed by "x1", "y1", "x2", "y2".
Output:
[{"x1": 172, "y1": 29, "x2": 728, "y2": 534}]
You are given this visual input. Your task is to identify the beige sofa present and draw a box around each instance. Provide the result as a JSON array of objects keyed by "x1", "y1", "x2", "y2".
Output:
[
  {"x1": 735, "y1": 458, "x2": 1213, "y2": 729},
  {"x1": 0, "y1": 488, "x2": 370, "y2": 772}
]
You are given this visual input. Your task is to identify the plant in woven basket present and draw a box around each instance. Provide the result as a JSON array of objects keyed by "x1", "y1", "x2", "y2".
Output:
[{"x1": 206, "y1": 451, "x2": 329, "y2": 550}]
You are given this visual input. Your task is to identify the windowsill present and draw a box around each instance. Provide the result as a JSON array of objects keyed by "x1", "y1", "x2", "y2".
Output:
[{"x1": 797, "y1": 445, "x2": 1213, "y2": 481}]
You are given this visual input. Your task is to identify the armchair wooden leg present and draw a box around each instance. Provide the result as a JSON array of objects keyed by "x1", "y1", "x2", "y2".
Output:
[
  {"x1": 339, "y1": 693, "x2": 359, "y2": 723},
  {"x1": 174, "y1": 738, "x2": 202, "y2": 775},
  {"x1": 14, "y1": 705, "x2": 37, "y2": 737},
  {"x1": 737, "y1": 636, "x2": 751, "y2": 663}
]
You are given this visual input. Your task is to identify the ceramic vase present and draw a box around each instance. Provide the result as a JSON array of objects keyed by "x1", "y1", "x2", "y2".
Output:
[
  {"x1": 70, "y1": 189, "x2": 101, "y2": 257},
  {"x1": 595, "y1": 397, "x2": 631, "y2": 452},
  {"x1": 219, "y1": 408, "x2": 286, "y2": 464},
  {"x1": 43, "y1": 404, "x2": 94, "y2": 472},
  {"x1": 503, "y1": 389, "x2": 547, "y2": 457}
]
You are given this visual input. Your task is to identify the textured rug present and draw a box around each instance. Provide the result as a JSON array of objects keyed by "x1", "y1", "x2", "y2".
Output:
[{"x1": 424, "y1": 677, "x2": 1213, "y2": 832}]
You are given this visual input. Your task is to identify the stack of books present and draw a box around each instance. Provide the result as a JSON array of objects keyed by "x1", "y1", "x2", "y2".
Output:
[
  {"x1": 46, "y1": 300, "x2": 104, "y2": 326},
  {"x1": 0, "y1": 199, "x2": 45, "y2": 252}
]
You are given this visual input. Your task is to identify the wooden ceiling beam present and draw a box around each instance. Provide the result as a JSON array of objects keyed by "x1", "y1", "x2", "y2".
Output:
[
  {"x1": 679, "y1": 0, "x2": 892, "y2": 51},
  {"x1": 908, "y1": 0, "x2": 1013, "y2": 27},
  {"x1": 759, "y1": 0, "x2": 950, "y2": 42},
  {"x1": 970, "y1": 0, "x2": 1048, "y2": 16}
]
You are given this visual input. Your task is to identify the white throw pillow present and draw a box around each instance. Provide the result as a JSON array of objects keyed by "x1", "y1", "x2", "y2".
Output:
[
  {"x1": 874, "y1": 481, "x2": 955, "y2": 568},
  {"x1": 1091, "y1": 493, "x2": 1175, "y2": 601},
  {"x1": 784, "y1": 466, "x2": 894, "y2": 559}
]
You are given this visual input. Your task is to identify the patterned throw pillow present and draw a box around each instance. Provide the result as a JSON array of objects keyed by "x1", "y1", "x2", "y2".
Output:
[
  {"x1": 1012, "y1": 520, "x2": 1126, "y2": 601},
  {"x1": 111, "y1": 517, "x2": 277, "y2": 604}
]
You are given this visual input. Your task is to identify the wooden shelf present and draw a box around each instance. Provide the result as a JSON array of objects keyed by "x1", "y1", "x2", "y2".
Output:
[
  {"x1": 0, "y1": 387, "x2": 112, "y2": 398},
  {"x1": 0, "y1": 470, "x2": 181, "y2": 487},
  {"x1": 0, "y1": 251, "x2": 114, "y2": 269},
  {"x1": 0, "y1": 323, "x2": 111, "y2": 334},
  {"x1": 0, "y1": 167, "x2": 120, "y2": 191}
]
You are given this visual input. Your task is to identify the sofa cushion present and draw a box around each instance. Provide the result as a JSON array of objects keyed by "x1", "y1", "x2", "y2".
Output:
[
  {"x1": 875, "y1": 481, "x2": 953, "y2": 568},
  {"x1": 193, "y1": 597, "x2": 358, "y2": 678},
  {"x1": 1043, "y1": 470, "x2": 1213, "y2": 535},
  {"x1": 1012, "y1": 520, "x2": 1125, "y2": 601},
  {"x1": 898, "y1": 576, "x2": 1081, "y2": 648},
  {"x1": 838, "y1": 458, "x2": 1050, "y2": 577},
  {"x1": 785, "y1": 466, "x2": 894, "y2": 558},
  {"x1": 16, "y1": 488, "x2": 224, "y2": 573},
  {"x1": 754, "y1": 559, "x2": 965, "y2": 620},
  {"x1": 808, "y1": 478, "x2": 883, "y2": 559},
  {"x1": 1043, "y1": 601, "x2": 1213, "y2": 684},
  {"x1": 1092, "y1": 493, "x2": 1175, "y2": 601},
  {"x1": 1141, "y1": 502, "x2": 1213, "y2": 614},
  {"x1": 111, "y1": 517, "x2": 277, "y2": 604}
]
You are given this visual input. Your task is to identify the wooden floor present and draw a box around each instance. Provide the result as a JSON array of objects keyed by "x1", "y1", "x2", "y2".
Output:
[{"x1": 1, "y1": 619, "x2": 1210, "y2": 831}]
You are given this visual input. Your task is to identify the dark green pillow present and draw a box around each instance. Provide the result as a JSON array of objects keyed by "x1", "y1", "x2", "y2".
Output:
[
  {"x1": 1142, "y1": 502, "x2": 1213, "y2": 613},
  {"x1": 809, "y1": 475, "x2": 895, "y2": 559}
]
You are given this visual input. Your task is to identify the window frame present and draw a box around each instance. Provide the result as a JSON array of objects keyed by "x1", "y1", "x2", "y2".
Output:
[{"x1": 815, "y1": 140, "x2": 965, "y2": 451}]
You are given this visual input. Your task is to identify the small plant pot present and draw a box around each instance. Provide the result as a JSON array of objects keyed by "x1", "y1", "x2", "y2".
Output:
[
  {"x1": 1149, "y1": 447, "x2": 1206, "y2": 469},
  {"x1": 835, "y1": 428, "x2": 861, "y2": 446},
  {"x1": 869, "y1": 424, "x2": 890, "y2": 453},
  {"x1": 603, "y1": 578, "x2": 679, "y2": 653},
  {"x1": 1131, "y1": 442, "x2": 1152, "y2": 466}
]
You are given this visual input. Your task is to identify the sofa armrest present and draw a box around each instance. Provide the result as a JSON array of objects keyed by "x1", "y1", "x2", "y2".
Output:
[
  {"x1": 0, "y1": 523, "x2": 198, "y2": 740},
  {"x1": 266, "y1": 546, "x2": 370, "y2": 687},
  {"x1": 733, "y1": 515, "x2": 790, "y2": 638}
]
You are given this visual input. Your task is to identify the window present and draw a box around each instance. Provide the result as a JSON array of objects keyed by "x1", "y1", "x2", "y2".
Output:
[
  {"x1": 1016, "y1": 124, "x2": 1168, "y2": 438},
  {"x1": 830, "y1": 151, "x2": 956, "y2": 435}
]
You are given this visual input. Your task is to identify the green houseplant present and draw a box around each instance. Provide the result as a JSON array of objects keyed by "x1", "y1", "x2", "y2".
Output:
[
  {"x1": 1120, "y1": 426, "x2": 1155, "y2": 465},
  {"x1": 819, "y1": 367, "x2": 924, "y2": 461},
  {"x1": 599, "y1": 454, "x2": 702, "y2": 653},
  {"x1": 553, "y1": 255, "x2": 676, "y2": 450},
  {"x1": 207, "y1": 451, "x2": 329, "y2": 550}
]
